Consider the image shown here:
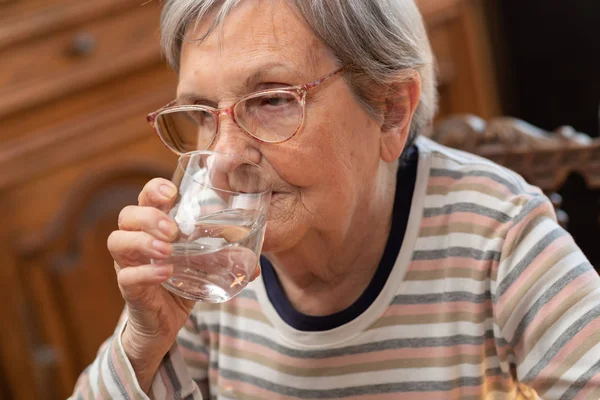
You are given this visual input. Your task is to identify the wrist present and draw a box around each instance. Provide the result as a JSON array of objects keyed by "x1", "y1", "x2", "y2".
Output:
[{"x1": 121, "y1": 324, "x2": 171, "y2": 392}]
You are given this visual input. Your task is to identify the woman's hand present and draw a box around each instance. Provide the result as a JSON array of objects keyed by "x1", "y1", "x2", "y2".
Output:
[{"x1": 107, "y1": 178, "x2": 194, "y2": 391}]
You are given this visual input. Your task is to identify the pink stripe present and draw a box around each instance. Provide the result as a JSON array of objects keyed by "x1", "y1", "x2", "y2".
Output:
[
  {"x1": 536, "y1": 316, "x2": 600, "y2": 379},
  {"x1": 514, "y1": 271, "x2": 595, "y2": 353},
  {"x1": 215, "y1": 376, "x2": 304, "y2": 400},
  {"x1": 497, "y1": 235, "x2": 572, "y2": 310},
  {"x1": 383, "y1": 300, "x2": 492, "y2": 316},
  {"x1": 350, "y1": 385, "x2": 487, "y2": 400},
  {"x1": 428, "y1": 176, "x2": 515, "y2": 197},
  {"x1": 217, "y1": 334, "x2": 496, "y2": 368},
  {"x1": 73, "y1": 373, "x2": 90, "y2": 396},
  {"x1": 108, "y1": 343, "x2": 136, "y2": 399},
  {"x1": 420, "y1": 212, "x2": 506, "y2": 230},
  {"x1": 158, "y1": 367, "x2": 175, "y2": 398},
  {"x1": 180, "y1": 344, "x2": 209, "y2": 364},
  {"x1": 214, "y1": 375, "x2": 490, "y2": 400},
  {"x1": 572, "y1": 374, "x2": 600, "y2": 399},
  {"x1": 408, "y1": 258, "x2": 499, "y2": 272}
]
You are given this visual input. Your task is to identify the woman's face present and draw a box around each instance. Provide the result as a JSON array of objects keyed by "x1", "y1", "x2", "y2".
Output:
[{"x1": 178, "y1": 0, "x2": 387, "y2": 253}]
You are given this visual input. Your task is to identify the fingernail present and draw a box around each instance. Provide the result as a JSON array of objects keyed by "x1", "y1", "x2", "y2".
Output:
[
  {"x1": 152, "y1": 240, "x2": 172, "y2": 254},
  {"x1": 159, "y1": 184, "x2": 177, "y2": 199},
  {"x1": 158, "y1": 220, "x2": 177, "y2": 238}
]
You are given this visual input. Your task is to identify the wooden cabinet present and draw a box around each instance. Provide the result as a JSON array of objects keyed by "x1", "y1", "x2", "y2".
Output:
[
  {"x1": 0, "y1": 1, "x2": 178, "y2": 398},
  {"x1": 0, "y1": 0, "x2": 500, "y2": 398},
  {"x1": 417, "y1": 0, "x2": 501, "y2": 120}
]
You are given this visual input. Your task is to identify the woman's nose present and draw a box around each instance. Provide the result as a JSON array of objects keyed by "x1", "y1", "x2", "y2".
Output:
[
  {"x1": 209, "y1": 117, "x2": 262, "y2": 166},
  {"x1": 206, "y1": 119, "x2": 267, "y2": 194}
]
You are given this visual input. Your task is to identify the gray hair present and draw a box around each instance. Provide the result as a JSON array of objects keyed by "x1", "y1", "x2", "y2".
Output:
[{"x1": 160, "y1": 0, "x2": 437, "y2": 150}]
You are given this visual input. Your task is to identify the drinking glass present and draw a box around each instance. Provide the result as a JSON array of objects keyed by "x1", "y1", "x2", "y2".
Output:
[{"x1": 152, "y1": 151, "x2": 271, "y2": 303}]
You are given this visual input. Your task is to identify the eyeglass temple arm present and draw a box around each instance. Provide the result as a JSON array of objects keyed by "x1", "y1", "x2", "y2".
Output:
[{"x1": 302, "y1": 65, "x2": 348, "y2": 91}]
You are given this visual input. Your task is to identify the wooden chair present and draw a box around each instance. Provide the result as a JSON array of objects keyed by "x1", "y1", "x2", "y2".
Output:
[{"x1": 427, "y1": 114, "x2": 600, "y2": 266}]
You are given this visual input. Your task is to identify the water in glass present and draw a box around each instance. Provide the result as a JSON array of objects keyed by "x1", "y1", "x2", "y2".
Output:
[{"x1": 155, "y1": 209, "x2": 265, "y2": 302}]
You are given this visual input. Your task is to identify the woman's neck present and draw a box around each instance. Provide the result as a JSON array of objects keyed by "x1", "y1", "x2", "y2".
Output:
[{"x1": 265, "y1": 166, "x2": 397, "y2": 316}]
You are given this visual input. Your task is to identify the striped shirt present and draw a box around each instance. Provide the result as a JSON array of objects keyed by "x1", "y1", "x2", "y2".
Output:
[{"x1": 72, "y1": 136, "x2": 600, "y2": 399}]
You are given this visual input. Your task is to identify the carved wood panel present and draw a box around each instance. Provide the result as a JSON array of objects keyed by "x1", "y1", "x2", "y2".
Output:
[
  {"x1": 15, "y1": 164, "x2": 171, "y2": 399},
  {"x1": 0, "y1": 236, "x2": 39, "y2": 399}
]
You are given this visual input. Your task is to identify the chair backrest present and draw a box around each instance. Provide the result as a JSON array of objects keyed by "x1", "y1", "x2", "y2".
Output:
[
  {"x1": 427, "y1": 114, "x2": 600, "y2": 193},
  {"x1": 426, "y1": 114, "x2": 600, "y2": 232}
]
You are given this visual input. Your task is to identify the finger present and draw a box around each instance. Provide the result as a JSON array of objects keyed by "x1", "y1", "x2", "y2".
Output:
[
  {"x1": 118, "y1": 205, "x2": 179, "y2": 242},
  {"x1": 108, "y1": 230, "x2": 172, "y2": 268},
  {"x1": 118, "y1": 264, "x2": 173, "y2": 289},
  {"x1": 138, "y1": 178, "x2": 178, "y2": 210}
]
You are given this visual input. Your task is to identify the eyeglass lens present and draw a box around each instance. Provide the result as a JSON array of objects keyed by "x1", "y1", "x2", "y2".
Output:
[{"x1": 155, "y1": 91, "x2": 303, "y2": 153}]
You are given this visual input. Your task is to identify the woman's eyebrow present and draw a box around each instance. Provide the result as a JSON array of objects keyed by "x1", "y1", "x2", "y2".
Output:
[
  {"x1": 235, "y1": 62, "x2": 308, "y2": 90},
  {"x1": 177, "y1": 62, "x2": 308, "y2": 105},
  {"x1": 175, "y1": 93, "x2": 217, "y2": 107}
]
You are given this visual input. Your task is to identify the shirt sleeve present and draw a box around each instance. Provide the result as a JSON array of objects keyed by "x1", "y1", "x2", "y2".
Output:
[
  {"x1": 494, "y1": 194, "x2": 600, "y2": 399},
  {"x1": 70, "y1": 310, "x2": 205, "y2": 400}
]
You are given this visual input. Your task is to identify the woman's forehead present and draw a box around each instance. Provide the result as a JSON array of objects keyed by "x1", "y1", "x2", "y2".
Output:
[{"x1": 179, "y1": 0, "x2": 330, "y2": 78}]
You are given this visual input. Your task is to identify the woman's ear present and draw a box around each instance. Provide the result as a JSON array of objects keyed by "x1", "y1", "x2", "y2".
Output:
[{"x1": 379, "y1": 72, "x2": 421, "y2": 163}]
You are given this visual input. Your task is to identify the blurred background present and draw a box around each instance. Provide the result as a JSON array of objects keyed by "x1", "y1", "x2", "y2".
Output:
[{"x1": 0, "y1": 0, "x2": 598, "y2": 398}]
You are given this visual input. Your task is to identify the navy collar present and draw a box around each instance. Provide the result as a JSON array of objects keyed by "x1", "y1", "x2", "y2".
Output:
[{"x1": 260, "y1": 146, "x2": 419, "y2": 331}]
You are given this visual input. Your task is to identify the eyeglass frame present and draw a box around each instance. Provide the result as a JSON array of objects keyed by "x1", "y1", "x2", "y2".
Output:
[{"x1": 147, "y1": 65, "x2": 347, "y2": 155}]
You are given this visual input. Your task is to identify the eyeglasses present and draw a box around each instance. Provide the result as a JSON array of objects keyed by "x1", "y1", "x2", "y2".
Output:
[{"x1": 147, "y1": 66, "x2": 346, "y2": 155}]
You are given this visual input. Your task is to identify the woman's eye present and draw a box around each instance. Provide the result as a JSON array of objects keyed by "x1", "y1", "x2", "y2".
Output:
[{"x1": 261, "y1": 96, "x2": 290, "y2": 107}]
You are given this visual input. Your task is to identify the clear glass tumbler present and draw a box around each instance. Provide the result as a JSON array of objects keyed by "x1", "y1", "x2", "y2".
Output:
[{"x1": 152, "y1": 151, "x2": 271, "y2": 303}]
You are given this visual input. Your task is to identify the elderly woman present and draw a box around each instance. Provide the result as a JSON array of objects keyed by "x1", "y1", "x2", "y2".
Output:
[{"x1": 72, "y1": 0, "x2": 600, "y2": 399}]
